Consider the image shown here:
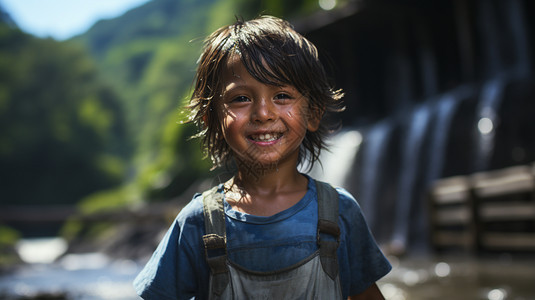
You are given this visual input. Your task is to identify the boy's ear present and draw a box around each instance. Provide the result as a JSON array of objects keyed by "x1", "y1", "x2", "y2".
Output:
[
  {"x1": 202, "y1": 105, "x2": 213, "y2": 129},
  {"x1": 202, "y1": 114, "x2": 208, "y2": 128},
  {"x1": 307, "y1": 106, "x2": 324, "y2": 132}
]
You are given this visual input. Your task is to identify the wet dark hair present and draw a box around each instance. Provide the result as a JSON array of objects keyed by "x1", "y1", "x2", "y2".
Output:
[{"x1": 186, "y1": 15, "x2": 344, "y2": 170}]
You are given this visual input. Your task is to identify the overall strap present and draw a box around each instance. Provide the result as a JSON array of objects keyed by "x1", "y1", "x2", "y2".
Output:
[
  {"x1": 202, "y1": 184, "x2": 229, "y2": 297},
  {"x1": 315, "y1": 180, "x2": 341, "y2": 280}
]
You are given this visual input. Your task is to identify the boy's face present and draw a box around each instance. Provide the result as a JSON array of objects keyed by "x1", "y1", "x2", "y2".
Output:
[{"x1": 215, "y1": 55, "x2": 320, "y2": 171}]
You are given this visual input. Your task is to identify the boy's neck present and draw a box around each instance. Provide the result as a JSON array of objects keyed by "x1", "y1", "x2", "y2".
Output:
[{"x1": 234, "y1": 160, "x2": 307, "y2": 195}]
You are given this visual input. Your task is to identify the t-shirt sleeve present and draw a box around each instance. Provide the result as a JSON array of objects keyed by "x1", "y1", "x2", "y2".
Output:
[
  {"x1": 133, "y1": 196, "x2": 209, "y2": 300},
  {"x1": 336, "y1": 188, "x2": 392, "y2": 297}
]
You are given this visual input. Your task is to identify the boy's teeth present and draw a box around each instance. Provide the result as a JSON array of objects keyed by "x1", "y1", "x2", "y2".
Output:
[{"x1": 252, "y1": 133, "x2": 280, "y2": 141}]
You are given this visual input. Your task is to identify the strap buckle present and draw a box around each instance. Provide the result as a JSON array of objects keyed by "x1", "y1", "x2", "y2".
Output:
[{"x1": 317, "y1": 219, "x2": 340, "y2": 246}]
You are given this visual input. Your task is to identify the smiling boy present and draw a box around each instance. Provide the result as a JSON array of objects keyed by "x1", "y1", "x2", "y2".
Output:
[{"x1": 134, "y1": 16, "x2": 391, "y2": 299}]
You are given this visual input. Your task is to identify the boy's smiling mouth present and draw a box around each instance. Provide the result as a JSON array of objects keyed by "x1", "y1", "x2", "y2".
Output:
[{"x1": 248, "y1": 132, "x2": 283, "y2": 142}]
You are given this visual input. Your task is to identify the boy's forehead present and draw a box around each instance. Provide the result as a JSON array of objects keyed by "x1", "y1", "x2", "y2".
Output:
[
  {"x1": 222, "y1": 53, "x2": 284, "y2": 83},
  {"x1": 219, "y1": 55, "x2": 254, "y2": 97},
  {"x1": 221, "y1": 54, "x2": 247, "y2": 81},
  {"x1": 219, "y1": 55, "x2": 303, "y2": 97}
]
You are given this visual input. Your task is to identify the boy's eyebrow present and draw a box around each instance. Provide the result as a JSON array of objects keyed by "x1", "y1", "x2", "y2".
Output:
[
  {"x1": 223, "y1": 82, "x2": 298, "y2": 93},
  {"x1": 221, "y1": 82, "x2": 247, "y2": 97}
]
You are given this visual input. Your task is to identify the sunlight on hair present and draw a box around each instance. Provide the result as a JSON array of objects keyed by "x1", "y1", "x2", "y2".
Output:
[{"x1": 319, "y1": 0, "x2": 337, "y2": 11}]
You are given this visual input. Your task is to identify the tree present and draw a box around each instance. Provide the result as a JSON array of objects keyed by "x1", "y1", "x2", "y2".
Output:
[{"x1": 0, "y1": 21, "x2": 129, "y2": 206}]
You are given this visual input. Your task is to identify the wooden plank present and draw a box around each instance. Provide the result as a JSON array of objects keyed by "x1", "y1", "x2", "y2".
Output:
[
  {"x1": 433, "y1": 231, "x2": 473, "y2": 247},
  {"x1": 435, "y1": 207, "x2": 471, "y2": 224},
  {"x1": 472, "y1": 165, "x2": 534, "y2": 198},
  {"x1": 480, "y1": 202, "x2": 535, "y2": 221},
  {"x1": 431, "y1": 176, "x2": 471, "y2": 204},
  {"x1": 482, "y1": 233, "x2": 535, "y2": 250}
]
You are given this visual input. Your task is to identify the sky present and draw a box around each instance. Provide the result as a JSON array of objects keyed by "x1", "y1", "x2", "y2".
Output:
[{"x1": 0, "y1": 0, "x2": 151, "y2": 40}]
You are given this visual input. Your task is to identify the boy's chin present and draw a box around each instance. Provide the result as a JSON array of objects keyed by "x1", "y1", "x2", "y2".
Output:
[{"x1": 235, "y1": 155, "x2": 281, "y2": 170}]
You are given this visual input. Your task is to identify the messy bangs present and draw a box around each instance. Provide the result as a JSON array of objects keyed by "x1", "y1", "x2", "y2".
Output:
[{"x1": 186, "y1": 16, "x2": 344, "y2": 170}]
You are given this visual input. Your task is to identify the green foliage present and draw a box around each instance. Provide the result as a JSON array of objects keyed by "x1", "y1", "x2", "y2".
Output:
[
  {"x1": 0, "y1": 225, "x2": 19, "y2": 246},
  {"x1": 0, "y1": 21, "x2": 130, "y2": 206},
  {"x1": 78, "y1": 185, "x2": 139, "y2": 214},
  {"x1": 61, "y1": 185, "x2": 139, "y2": 242}
]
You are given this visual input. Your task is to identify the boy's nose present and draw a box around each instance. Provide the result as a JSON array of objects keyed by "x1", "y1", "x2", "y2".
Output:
[{"x1": 252, "y1": 98, "x2": 276, "y2": 123}]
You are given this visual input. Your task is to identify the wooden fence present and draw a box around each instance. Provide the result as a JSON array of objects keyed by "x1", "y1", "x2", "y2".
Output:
[{"x1": 429, "y1": 163, "x2": 535, "y2": 253}]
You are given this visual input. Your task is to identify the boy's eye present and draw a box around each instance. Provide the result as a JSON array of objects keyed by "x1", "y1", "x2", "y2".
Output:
[
  {"x1": 231, "y1": 96, "x2": 250, "y2": 103},
  {"x1": 274, "y1": 93, "x2": 292, "y2": 101}
]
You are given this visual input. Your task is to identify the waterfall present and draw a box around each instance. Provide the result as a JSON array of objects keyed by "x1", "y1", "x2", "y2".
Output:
[
  {"x1": 390, "y1": 102, "x2": 434, "y2": 253},
  {"x1": 356, "y1": 120, "x2": 396, "y2": 234},
  {"x1": 426, "y1": 95, "x2": 458, "y2": 182},
  {"x1": 426, "y1": 86, "x2": 474, "y2": 182},
  {"x1": 308, "y1": 130, "x2": 362, "y2": 188},
  {"x1": 474, "y1": 78, "x2": 506, "y2": 172}
]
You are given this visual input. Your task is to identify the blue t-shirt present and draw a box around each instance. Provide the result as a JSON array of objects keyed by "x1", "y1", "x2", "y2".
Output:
[{"x1": 134, "y1": 176, "x2": 391, "y2": 299}]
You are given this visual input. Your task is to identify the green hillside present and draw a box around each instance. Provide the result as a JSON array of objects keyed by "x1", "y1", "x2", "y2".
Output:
[
  {"x1": 0, "y1": 17, "x2": 129, "y2": 206},
  {"x1": 70, "y1": 0, "x2": 233, "y2": 203}
]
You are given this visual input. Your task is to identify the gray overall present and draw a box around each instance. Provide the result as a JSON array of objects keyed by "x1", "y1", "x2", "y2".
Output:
[{"x1": 202, "y1": 180, "x2": 343, "y2": 299}]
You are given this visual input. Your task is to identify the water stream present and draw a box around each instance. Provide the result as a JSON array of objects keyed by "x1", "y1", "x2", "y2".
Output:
[
  {"x1": 3, "y1": 239, "x2": 534, "y2": 299},
  {"x1": 0, "y1": 237, "x2": 142, "y2": 299},
  {"x1": 378, "y1": 254, "x2": 535, "y2": 300}
]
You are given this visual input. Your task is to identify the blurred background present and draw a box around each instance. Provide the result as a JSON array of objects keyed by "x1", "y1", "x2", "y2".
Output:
[{"x1": 0, "y1": 0, "x2": 534, "y2": 299}]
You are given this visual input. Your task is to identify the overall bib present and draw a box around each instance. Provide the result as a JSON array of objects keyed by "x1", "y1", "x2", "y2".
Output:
[{"x1": 202, "y1": 180, "x2": 343, "y2": 300}]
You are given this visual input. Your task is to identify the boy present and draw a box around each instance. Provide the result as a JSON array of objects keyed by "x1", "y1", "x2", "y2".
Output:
[{"x1": 134, "y1": 16, "x2": 391, "y2": 299}]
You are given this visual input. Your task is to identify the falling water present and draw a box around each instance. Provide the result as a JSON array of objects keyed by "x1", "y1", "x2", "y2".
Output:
[
  {"x1": 308, "y1": 129, "x2": 362, "y2": 188},
  {"x1": 426, "y1": 86, "x2": 473, "y2": 183},
  {"x1": 425, "y1": 95, "x2": 458, "y2": 182},
  {"x1": 411, "y1": 87, "x2": 473, "y2": 252},
  {"x1": 474, "y1": 77, "x2": 506, "y2": 172},
  {"x1": 356, "y1": 120, "x2": 395, "y2": 233},
  {"x1": 391, "y1": 102, "x2": 434, "y2": 253}
]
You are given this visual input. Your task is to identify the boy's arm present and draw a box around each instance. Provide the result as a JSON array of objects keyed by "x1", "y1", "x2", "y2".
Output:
[{"x1": 348, "y1": 283, "x2": 385, "y2": 300}]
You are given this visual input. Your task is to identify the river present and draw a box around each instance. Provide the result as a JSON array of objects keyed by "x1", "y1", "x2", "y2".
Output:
[
  {"x1": 0, "y1": 237, "x2": 142, "y2": 299},
  {"x1": 1, "y1": 238, "x2": 534, "y2": 299},
  {"x1": 378, "y1": 254, "x2": 535, "y2": 300}
]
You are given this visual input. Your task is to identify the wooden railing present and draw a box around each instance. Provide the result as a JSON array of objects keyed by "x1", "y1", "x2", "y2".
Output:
[{"x1": 429, "y1": 163, "x2": 535, "y2": 253}]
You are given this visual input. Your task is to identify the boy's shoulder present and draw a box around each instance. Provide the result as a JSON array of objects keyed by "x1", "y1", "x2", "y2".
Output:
[
  {"x1": 313, "y1": 179, "x2": 358, "y2": 204},
  {"x1": 176, "y1": 182, "x2": 227, "y2": 220},
  {"x1": 332, "y1": 185, "x2": 358, "y2": 204},
  {"x1": 312, "y1": 179, "x2": 362, "y2": 217},
  {"x1": 175, "y1": 191, "x2": 208, "y2": 224}
]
